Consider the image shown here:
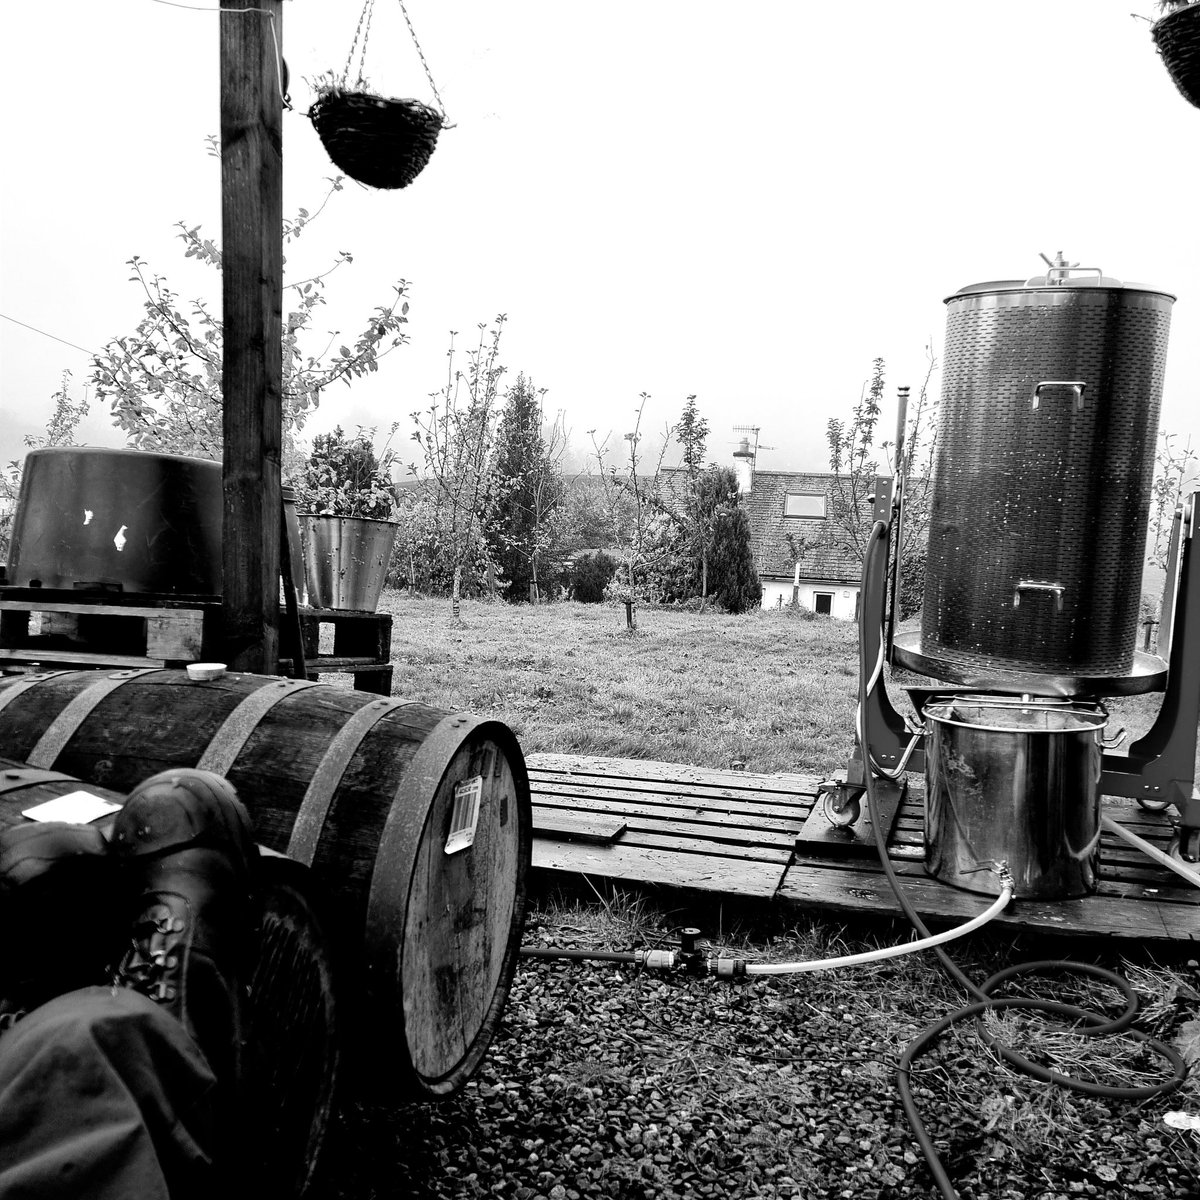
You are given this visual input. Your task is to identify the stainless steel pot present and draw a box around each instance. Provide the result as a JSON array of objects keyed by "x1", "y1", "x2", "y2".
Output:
[{"x1": 923, "y1": 696, "x2": 1107, "y2": 899}]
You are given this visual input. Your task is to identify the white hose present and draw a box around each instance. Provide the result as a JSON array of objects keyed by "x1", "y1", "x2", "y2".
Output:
[
  {"x1": 1100, "y1": 814, "x2": 1200, "y2": 890},
  {"x1": 742, "y1": 883, "x2": 1014, "y2": 975}
]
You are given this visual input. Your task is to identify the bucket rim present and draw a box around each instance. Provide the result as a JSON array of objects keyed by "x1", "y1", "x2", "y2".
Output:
[{"x1": 923, "y1": 702, "x2": 1108, "y2": 735}]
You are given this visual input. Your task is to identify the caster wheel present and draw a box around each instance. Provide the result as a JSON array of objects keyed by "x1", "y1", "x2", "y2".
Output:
[
  {"x1": 1137, "y1": 797, "x2": 1171, "y2": 814},
  {"x1": 823, "y1": 790, "x2": 861, "y2": 828},
  {"x1": 1173, "y1": 827, "x2": 1200, "y2": 865}
]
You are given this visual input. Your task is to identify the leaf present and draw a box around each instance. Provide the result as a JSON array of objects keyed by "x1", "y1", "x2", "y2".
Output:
[{"x1": 1173, "y1": 1017, "x2": 1200, "y2": 1067}]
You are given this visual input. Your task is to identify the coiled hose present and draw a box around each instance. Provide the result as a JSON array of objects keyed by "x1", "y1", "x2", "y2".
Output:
[{"x1": 857, "y1": 520, "x2": 1187, "y2": 1200}]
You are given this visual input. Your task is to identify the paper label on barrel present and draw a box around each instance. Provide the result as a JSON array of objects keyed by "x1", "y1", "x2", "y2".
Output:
[
  {"x1": 22, "y1": 791, "x2": 121, "y2": 825},
  {"x1": 445, "y1": 776, "x2": 483, "y2": 855}
]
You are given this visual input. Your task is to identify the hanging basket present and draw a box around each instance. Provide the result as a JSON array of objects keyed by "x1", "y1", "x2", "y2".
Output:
[
  {"x1": 1152, "y1": 3, "x2": 1200, "y2": 110},
  {"x1": 309, "y1": 90, "x2": 444, "y2": 190}
]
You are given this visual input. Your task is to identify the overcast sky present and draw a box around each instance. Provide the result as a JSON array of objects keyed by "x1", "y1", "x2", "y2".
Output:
[{"x1": 2, "y1": 0, "x2": 1197, "y2": 478}]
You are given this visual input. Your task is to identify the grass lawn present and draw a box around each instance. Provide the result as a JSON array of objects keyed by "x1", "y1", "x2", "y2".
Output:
[
  {"x1": 376, "y1": 591, "x2": 1186, "y2": 782},
  {"x1": 379, "y1": 593, "x2": 862, "y2": 777}
]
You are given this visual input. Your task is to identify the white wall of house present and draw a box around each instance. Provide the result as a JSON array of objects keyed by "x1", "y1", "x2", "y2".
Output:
[{"x1": 761, "y1": 578, "x2": 860, "y2": 619}]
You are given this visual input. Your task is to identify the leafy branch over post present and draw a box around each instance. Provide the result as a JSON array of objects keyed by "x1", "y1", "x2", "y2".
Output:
[{"x1": 91, "y1": 161, "x2": 411, "y2": 466}]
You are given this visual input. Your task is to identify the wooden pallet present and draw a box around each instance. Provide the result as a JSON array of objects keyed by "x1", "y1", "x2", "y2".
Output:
[
  {"x1": 527, "y1": 753, "x2": 1200, "y2": 944},
  {"x1": 0, "y1": 587, "x2": 393, "y2": 694}
]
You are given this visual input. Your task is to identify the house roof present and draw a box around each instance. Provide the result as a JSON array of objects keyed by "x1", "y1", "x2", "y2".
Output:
[
  {"x1": 743, "y1": 471, "x2": 865, "y2": 583},
  {"x1": 661, "y1": 467, "x2": 866, "y2": 584}
]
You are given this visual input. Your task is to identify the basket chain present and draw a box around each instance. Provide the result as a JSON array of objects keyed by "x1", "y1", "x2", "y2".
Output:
[
  {"x1": 398, "y1": 0, "x2": 449, "y2": 121},
  {"x1": 342, "y1": 0, "x2": 378, "y2": 89},
  {"x1": 340, "y1": 0, "x2": 450, "y2": 124}
]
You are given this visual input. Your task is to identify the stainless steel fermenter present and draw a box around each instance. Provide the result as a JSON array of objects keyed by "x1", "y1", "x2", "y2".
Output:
[{"x1": 919, "y1": 262, "x2": 1174, "y2": 681}]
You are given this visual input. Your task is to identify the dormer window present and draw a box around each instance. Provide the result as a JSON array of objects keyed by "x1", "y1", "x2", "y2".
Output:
[{"x1": 783, "y1": 492, "x2": 825, "y2": 518}]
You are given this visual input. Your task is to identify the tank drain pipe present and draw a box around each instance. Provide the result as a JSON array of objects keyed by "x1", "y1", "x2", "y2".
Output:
[{"x1": 1100, "y1": 814, "x2": 1200, "y2": 889}]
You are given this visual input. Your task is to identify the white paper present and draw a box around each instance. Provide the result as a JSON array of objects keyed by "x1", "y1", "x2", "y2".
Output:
[{"x1": 21, "y1": 790, "x2": 121, "y2": 825}]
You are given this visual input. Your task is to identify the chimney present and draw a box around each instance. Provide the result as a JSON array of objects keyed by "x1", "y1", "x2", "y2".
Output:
[{"x1": 732, "y1": 436, "x2": 754, "y2": 496}]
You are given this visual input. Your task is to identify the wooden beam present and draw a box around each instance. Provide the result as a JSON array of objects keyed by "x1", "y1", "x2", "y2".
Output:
[{"x1": 219, "y1": 0, "x2": 283, "y2": 673}]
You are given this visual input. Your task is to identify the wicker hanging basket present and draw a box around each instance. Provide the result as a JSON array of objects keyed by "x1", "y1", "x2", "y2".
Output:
[
  {"x1": 1152, "y1": 3, "x2": 1200, "y2": 110},
  {"x1": 309, "y1": 89, "x2": 444, "y2": 189}
]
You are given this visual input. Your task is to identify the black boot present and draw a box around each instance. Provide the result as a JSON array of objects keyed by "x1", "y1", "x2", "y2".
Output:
[
  {"x1": 109, "y1": 770, "x2": 259, "y2": 1105},
  {"x1": 0, "y1": 820, "x2": 115, "y2": 1027}
]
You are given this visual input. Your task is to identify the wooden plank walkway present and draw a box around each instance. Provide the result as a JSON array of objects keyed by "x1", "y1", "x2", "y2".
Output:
[{"x1": 526, "y1": 753, "x2": 1200, "y2": 944}]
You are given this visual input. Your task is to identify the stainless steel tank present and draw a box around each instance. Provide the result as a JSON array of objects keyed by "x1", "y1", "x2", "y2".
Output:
[
  {"x1": 6, "y1": 447, "x2": 223, "y2": 595},
  {"x1": 915, "y1": 263, "x2": 1174, "y2": 683}
]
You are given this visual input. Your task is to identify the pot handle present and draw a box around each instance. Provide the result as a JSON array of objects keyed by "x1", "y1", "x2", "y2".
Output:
[
  {"x1": 1100, "y1": 727, "x2": 1127, "y2": 750},
  {"x1": 1013, "y1": 579, "x2": 1065, "y2": 612},
  {"x1": 1032, "y1": 381, "x2": 1087, "y2": 411}
]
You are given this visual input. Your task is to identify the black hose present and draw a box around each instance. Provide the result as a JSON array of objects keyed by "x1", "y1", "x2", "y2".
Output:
[
  {"x1": 857, "y1": 520, "x2": 1187, "y2": 1200},
  {"x1": 519, "y1": 947, "x2": 640, "y2": 963}
]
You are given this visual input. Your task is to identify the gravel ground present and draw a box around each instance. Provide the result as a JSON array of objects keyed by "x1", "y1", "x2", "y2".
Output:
[{"x1": 318, "y1": 899, "x2": 1200, "y2": 1200}]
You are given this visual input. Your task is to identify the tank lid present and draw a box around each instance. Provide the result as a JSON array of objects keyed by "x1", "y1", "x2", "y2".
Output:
[{"x1": 948, "y1": 252, "x2": 1175, "y2": 301}]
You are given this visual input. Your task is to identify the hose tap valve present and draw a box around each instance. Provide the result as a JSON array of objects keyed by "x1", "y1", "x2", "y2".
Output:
[
  {"x1": 678, "y1": 927, "x2": 706, "y2": 974},
  {"x1": 708, "y1": 956, "x2": 747, "y2": 979}
]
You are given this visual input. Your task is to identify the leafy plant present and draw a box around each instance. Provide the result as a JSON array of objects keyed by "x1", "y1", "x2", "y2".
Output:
[
  {"x1": 91, "y1": 150, "x2": 410, "y2": 464},
  {"x1": 293, "y1": 424, "x2": 399, "y2": 520},
  {"x1": 569, "y1": 551, "x2": 619, "y2": 603}
]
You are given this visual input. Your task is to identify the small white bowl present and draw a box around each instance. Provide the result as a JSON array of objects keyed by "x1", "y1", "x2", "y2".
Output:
[{"x1": 186, "y1": 662, "x2": 227, "y2": 681}]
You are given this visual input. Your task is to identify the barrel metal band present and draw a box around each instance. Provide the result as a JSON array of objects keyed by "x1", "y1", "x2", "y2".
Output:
[
  {"x1": 0, "y1": 768, "x2": 81, "y2": 797},
  {"x1": 287, "y1": 697, "x2": 411, "y2": 866},
  {"x1": 0, "y1": 672, "x2": 77, "y2": 719},
  {"x1": 27, "y1": 669, "x2": 163, "y2": 769},
  {"x1": 197, "y1": 679, "x2": 320, "y2": 776}
]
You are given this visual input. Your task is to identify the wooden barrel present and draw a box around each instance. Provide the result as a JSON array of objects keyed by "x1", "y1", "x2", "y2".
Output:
[
  {"x1": 0, "y1": 756, "x2": 340, "y2": 1197},
  {"x1": 0, "y1": 668, "x2": 531, "y2": 1098}
]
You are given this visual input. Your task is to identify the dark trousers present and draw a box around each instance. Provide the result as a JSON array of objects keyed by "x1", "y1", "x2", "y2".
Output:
[{"x1": 0, "y1": 987, "x2": 217, "y2": 1200}]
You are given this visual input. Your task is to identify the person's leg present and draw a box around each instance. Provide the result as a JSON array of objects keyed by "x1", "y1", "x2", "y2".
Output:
[{"x1": 0, "y1": 987, "x2": 217, "y2": 1200}]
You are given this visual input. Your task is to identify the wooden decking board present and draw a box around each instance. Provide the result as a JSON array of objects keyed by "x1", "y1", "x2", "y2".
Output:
[
  {"x1": 531, "y1": 840, "x2": 787, "y2": 899},
  {"x1": 526, "y1": 754, "x2": 1200, "y2": 942},
  {"x1": 532, "y1": 797, "x2": 805, "y2": 847},
  {"x1": 531, "y1": 781, "x2": 812, "y2": 829}
]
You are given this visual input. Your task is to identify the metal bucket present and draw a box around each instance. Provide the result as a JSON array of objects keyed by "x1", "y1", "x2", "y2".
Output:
[
  {"x1": 300, "y1": 515, "x2": 397, "y2": 612},
  {"x1": 923, "y1": 696, "x2": 1107, "y2": 899},
  {"x1": 919, "y1": 267, "x2": 1174, "y2": 679},
  {"x1": 7, "y1": 447, "x2": 222, "y2": 595}
]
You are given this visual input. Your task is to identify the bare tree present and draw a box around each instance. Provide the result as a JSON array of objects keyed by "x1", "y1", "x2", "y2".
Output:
[{"x1": 410, "y1": 317, "x2": 507, "y2": 624}]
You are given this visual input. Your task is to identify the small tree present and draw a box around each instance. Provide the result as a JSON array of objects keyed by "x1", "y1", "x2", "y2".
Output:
[
  {"x1": 588, "y1": 394, "x2": 672, "y2": 618},
  {"x1": 709, "y1": 505, "x2": 761, "y2": 613},
  {"x1": 0, "y1": 371, "x2": 90, "y2": 563},
  {"x1": 1148, "y1": 431, "x2": 1199, "y2": 569},
  {"x1": 410, "y1": 317, "x2": 507, "y2": 624},
  {"x1": 488, "y1": 374, "x2": 568, "y2": 602},
  {"x1": 824, "y1": 349, "x2": 938, "y2": 619},
  {"x1": 672, "y1": 394, "x2": 717, "y2": 604},
  {"x1": 91, "y1": 162, "x2": 410, "y2": 466}
]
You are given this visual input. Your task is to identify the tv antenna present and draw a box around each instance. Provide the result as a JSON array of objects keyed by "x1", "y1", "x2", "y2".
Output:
[{"x1": 732, "y1": 425, "x2": 776, "y2": 461}]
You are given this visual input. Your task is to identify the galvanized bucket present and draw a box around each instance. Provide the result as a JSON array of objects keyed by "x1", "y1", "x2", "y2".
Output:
[
  {"x1": 922, "y1": 696, "x2": 1107, "y2": 899},
  {"x1": 300, "y1": 515, "x2": 397, "y2": 612}
]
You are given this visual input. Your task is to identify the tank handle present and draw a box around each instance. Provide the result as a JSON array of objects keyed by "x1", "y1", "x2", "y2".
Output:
[
  {"x1": 1013, "y1": 580, "x2": 1065, "y2": 612},
  {"x1": 1031, "y1": 381, "x2": 1087, "y2": 411}
]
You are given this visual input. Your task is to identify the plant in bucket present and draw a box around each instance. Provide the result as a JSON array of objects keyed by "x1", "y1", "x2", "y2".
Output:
[{"x1": 291, "y1": 425, "x2": 400, "y2": 612}]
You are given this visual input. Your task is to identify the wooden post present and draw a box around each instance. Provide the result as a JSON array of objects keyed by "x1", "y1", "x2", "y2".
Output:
[{"x1": 219, "y1": 0, "x2": 283, "y2": 673}]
